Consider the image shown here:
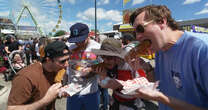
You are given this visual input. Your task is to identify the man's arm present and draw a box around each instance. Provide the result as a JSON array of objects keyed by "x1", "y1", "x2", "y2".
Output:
[
  {"x1": 7, "y1": 83, "x2": 62, "y2": 110},
  {"x1": 18, "y1": 45, "x2": 22, "y2": 51},
  {"x1": 91, "y1": 65, "x2": 123, "y2": 90},
  {"x1": 7, "y1": 98, "x2": 48, "y2": 110},
  {"x1": 4, "y1": 46, "x2": 10, "y2": 54},
  {"x1": 80, "y1": 64, "x2": 107, "y2": 78},
  {"x1": 135, "y1": 87, "x2": 207, "y2": 110},
  {"x1": 160, "y1": 94, "x2": 207, "y2": 110},
  {"x1": 100, "y1": 78, "x2": 123, "y2": 90}
]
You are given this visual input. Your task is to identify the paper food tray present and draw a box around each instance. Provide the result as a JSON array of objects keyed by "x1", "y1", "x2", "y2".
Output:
[
  {"x1": 121, "y1": 83, "x2": 155, "y2": 95},
  {"x1": 116, "y1": 77, "x2": 157, "y2": 95},
  {"x1": 59, "y1": 83, "x2": 84, "y2": 96}
]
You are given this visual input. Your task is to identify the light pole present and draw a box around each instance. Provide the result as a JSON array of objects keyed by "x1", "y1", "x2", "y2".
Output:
[{"x1": 95, "y1": 0, "x2": 97, "y2": 41}]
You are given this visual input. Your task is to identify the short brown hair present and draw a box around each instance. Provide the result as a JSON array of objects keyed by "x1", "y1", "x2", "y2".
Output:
[{"x1": 130, "y1": 5, "x2": 179, "y2": 30}]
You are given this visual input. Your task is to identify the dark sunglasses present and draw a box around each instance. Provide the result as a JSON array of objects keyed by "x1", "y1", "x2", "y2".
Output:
[
  {"x1": 135, "y1": 20, "x2": 154, "y2": 33},
  {"x1": 58, "y1": 58, "x2": 70, "y2": 64}
]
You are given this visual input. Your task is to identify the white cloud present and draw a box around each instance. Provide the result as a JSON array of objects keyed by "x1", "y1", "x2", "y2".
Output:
[
  {"x1": 40, "y1": 18, "x2": 71, "y2": 34},
  {"x1": 40, "y1": 19, "x2": 69, "y2": 34},
  {"x1": 29, "y1": 6, "x2": 40, "y2": 17},
  {"x1": 17, "y1": 7, "x2": 55, "y2": 34},
  {"x1": 76, "y1": 8, "x2": 122, "y2": 31},
  {"x1": 183, "y1": 0, "x2": 201, "y2": 5},
  {"x1": 0, "y1": 0, "x2": 63, "y2": 35},
  {"x1": 33, "y1": 0, "x2": 57, "y2": 7},
  {"x1": 45, "y1": 2, "x2": 58, "y2": 7},
  {"x1": 176, "y1": 19, "x2": 183, "y2": 22},
  {"x1": 195, "y1": 7, "x2": 208, "y2": 15},
  {"x1": 40, "y1": 20, "x2": 57, "y2": 33},
  {"x1": 97, "y1": 2, "x2": 101, "y2": 6},
  {"x1": 66, "y1": 0, "x2": 76, "y2": 4},
  {"x1": 205, "y1": 2, "x2": 208, "y2": 7},
  {"x1": 103, "y1": 0, "x2": 109, "y2": 4},
  {"x1": 132, "y1": 0, "x2": 145, "y2": 5},
  {"x1": 53, "y1": 20, "x2": 68, "y2": 31},
  {"x1": 106, "y1": 22, "x2": 113, "y2": 26},
  {"x1": 105, "y1": 10, "x2": 122, "y2": 22},
  {"x1": 55, "y1": 20, "x2": 94, "y2": 33},
  {"x1": 23, "y1": 4, "x2": 61, "y2": 34},
  {"x1": 77, "y1": 8, "x2": 122, "y2": 22},
  {"x1": 0, "y1": 11, "x2": 9, "y2": 17},
  {"x1": 194, "y1": 1, "x2": 208, "y2": 15},
  {"x1": 15, "y1": 8, "x2": 35, "y2": 25},
  {"x1": 98, "y1": 0, "x2": 109, "y2": 5},
  {"x1": 45, "y1": 0, "x2": 57, "y2": 2}
]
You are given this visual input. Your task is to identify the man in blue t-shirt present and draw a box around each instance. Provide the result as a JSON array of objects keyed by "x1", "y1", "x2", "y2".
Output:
[{"x1": 129, "y1": 5, "x2": 208, "y2": 110}]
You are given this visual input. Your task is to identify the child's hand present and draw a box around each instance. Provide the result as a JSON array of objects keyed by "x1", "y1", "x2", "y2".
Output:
[{"x1": 92, "y1": 66, "x2": 107, "y2": 76}]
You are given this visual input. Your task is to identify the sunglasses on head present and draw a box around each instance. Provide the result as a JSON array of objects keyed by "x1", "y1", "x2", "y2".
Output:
[{"x1": 135, "y1": 20, "x2": 154, "y2": 33}]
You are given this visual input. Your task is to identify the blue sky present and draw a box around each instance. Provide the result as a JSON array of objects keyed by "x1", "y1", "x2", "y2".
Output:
[{"x1": 0, "y1": 0, "x2": 208, "y2": 35}]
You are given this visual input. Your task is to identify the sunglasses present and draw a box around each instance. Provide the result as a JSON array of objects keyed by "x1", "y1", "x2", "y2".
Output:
[
  {"x1": 58, "y1": 58, "x2": 70, "y2": 64},
  {"x1": 135, "y1": 20, "x2": 154, "y2": 33}
]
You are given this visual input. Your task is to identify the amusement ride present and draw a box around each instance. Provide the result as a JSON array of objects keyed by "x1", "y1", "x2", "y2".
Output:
[{"x1": 0, "y1": 0, "x2": 63, "y2": 35}]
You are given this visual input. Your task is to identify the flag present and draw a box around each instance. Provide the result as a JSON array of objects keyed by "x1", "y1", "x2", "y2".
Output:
[{"x1": 123, "y1": 0, "x2": 131, "y2": 6}]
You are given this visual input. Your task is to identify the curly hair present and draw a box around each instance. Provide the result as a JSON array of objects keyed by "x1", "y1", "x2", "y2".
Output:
[{"x1": 129, "y1": 5, "x2": 179, "y2": 30}]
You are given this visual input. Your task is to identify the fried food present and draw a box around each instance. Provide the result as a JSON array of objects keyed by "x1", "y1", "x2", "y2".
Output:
[
  {"x1": 125, "y1": 40, "x2": 151, "y2": 61},
  {"x1": 134, "y1": 40, "x2": 151, "y2": 55}
]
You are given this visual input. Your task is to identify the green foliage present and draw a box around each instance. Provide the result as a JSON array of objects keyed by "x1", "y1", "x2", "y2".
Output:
[
  {"x1": 48, "y1": 32, "x2": 53, "y2": 37},
  {"x1": 91, "y1": 29, "x2": 99, "y2": 33},
  {"x1": 53, "y1": 30, "x2": 66, "y2": 37}
]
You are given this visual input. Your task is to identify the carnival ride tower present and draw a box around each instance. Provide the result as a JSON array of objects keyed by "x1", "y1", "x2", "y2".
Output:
[
  {"x1": 0, "y1": 0, "x2": 63, "y2": 36},
  {"x1": 16, "y1": 0, "x2": 43, "y2": 35}
]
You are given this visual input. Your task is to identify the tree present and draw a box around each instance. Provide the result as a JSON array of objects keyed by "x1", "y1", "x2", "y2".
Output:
[
  {"x1": 53, "y1": 30, "x2": 66, "y2": 37},
  {"x1": 48, "y1": 32, "x2": 53, "y2": 37}
]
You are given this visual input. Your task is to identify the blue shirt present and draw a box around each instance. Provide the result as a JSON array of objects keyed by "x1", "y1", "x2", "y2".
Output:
[{"x1": 155, "y1": 31, "x2": 208, "y2": 110}]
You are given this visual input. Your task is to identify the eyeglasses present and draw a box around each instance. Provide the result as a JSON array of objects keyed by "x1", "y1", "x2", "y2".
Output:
[
  {"x1": 135, "y1": 20, "x2": 154, "y2": 33},
  {"x1": 100, "y1": 56, "x2": 115, "y2": 60}
]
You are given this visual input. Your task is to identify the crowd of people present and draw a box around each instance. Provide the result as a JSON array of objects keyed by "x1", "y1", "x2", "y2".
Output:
[{"x1": 0, "y1": 4, "x2": 208, "y2": 110}]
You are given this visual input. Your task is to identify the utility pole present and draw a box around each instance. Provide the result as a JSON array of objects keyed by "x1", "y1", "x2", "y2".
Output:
[{"x1": 95, "y1": 0, "x2": 97, "y2": 41}]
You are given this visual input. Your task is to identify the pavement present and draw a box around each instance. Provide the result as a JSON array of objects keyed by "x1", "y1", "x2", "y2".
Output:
[
  {"x1": 0, "y1": 73, "x2": 66, "y2": 110},
  {"x1": 0, "y1": 73, "x2": 11, "y2": 110}
]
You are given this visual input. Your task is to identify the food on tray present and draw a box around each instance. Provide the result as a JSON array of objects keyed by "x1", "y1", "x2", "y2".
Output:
[{"x1": 116, "y1": 77, "x2": 157, "y2": 95}]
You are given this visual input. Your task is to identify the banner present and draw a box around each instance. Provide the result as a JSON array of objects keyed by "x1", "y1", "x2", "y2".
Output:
[
  {"x1": 192, "y1": 25, "x2": 208, "y2": 33},
  {"x1": 123, "y1": 8, "x2": 135, "y2": 24},
  {"x1": 123, "y1": 0, "x2": 131, "y2": 6}
]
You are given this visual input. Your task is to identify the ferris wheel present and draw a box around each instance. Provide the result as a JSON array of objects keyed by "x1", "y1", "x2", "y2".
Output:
[{"x1": 0, "y1": 0, "x2": 63, "y2": 35}]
